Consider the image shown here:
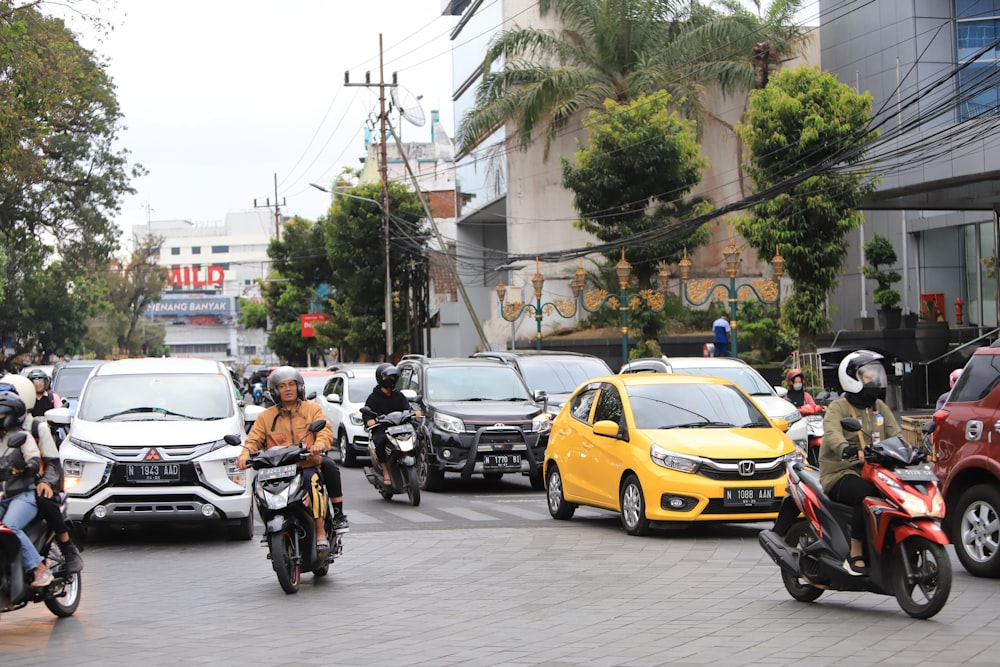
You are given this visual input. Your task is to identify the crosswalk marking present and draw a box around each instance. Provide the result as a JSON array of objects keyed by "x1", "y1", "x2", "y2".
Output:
[
  {"x1": 488, "y1": 503, "x2": 550, "y2": 520},
  {"x1": 438, "y1": 506, "x2": 499, "y2": 521},
  {"x1": 384, "y1": 508, "x2": 441, "y2": 522}
]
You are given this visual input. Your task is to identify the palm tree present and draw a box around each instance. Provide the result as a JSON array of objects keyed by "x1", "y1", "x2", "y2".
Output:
[{"x1": 456, "y1": 0, "x2": 806, "y2": 158}]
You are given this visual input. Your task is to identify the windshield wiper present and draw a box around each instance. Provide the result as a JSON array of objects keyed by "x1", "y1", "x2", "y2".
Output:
[
  {"x1": 98, "y1": 407, "x2": 200, "y2": 421},
  {"x1": 664, "y1": 421, "x2": 734, "y2": 429},
  {"x1": 739, "y1": 422, "x2": 772, "y2": 428}
]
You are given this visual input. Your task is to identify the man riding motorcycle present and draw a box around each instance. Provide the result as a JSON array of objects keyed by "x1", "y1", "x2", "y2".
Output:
[{"x1": 363, "y1": 364, "x2": 414, "y2": 486}]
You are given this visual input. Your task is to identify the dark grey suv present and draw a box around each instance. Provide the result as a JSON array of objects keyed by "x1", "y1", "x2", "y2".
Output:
[{"x1": 395, "y1": 355, "x2": 549, "y2": 491}]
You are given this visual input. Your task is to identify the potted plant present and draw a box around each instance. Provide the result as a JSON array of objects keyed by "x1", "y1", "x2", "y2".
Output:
[
  {"x1": 915, "y1": 294, "x2": 951, "y2": 361},
  {"x1": 861, "y1": 234, "x2": 902, "y2": 329}
]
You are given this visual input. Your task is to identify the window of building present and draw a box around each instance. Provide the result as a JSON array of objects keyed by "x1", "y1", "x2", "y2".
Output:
[
  {"x1": 171, "y1": 247, "x2": 181, "y2": 256},
  {"x1": 956, "y1": 2, "x2": 1000, "y2": 120},
  {"x1": 211, "y1": 245, "x2": 229, "y2": 253},
  {"x1": 192, "y1": 247, "x2": 201, "y2": 255}
]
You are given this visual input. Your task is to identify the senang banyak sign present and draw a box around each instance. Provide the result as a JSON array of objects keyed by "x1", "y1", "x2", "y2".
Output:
[{"x1": 146, "y1": 295, "x2": 233, "y2": 325}]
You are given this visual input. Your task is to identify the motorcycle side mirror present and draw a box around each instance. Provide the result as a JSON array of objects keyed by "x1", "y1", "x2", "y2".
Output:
[
  {"x1": 922, "y1": 420, "x2": 938, "y2": 434},
  {"x1": 306, "y1": 391, "x2": 317, "y2": 401},
  {"x1": 6, "y1": 432, "x2": 27, "y2": 448},
  {"x1": 224, "y1": 434, "x2": 242, "y2": 447},
  {"x1": 840, "y1": 417, "x2": 863, "y2": 433},
  {"x1": 307, "y1": 419, "x2": 326, "y2": 433}
]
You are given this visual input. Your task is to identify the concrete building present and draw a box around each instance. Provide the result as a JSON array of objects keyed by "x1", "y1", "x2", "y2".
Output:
[
  {"x1": 132, "y1": 211, "x2": 277, "y2": 368},
  {"x1": 820, "y1": 0, "x2": 1000, "y2": 332}
]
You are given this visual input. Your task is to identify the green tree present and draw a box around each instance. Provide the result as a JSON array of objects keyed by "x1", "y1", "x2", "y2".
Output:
[
  {"x1": 860, "y1": 233, "x2": 901, "y2": 311},
  {"x1": 317, "y1": 183, "x2": 426, "y2": 361},
  {"x1": 456, "y1": 0, "x2": 807, "y2": 157},
  {"x1": 735, "y1": 65, "x2": 879, "y2": 352},
  {"x1": 238, "y1": 297, "x2": 267, "y2": 331},
  {"x1": 0, "y1": 2, "x2": 141, "y2": 363},
  {"x1": 562, "y1": 93, "x2": 712, "y2": 338}
]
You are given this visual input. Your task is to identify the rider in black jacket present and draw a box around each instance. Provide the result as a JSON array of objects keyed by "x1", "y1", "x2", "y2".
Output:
[{"x1": 363, "y1": 365, "x2": 412, "y2": 486}]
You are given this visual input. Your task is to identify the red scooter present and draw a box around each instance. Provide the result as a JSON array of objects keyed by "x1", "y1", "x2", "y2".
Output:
[{"x1": 759, "y1": 418, "x2": 951, "y2": 618}]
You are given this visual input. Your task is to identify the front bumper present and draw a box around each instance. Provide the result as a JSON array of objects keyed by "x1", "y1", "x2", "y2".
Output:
[
  {"x1": 67, "y1": 486, "x2": 252, "y2": 524},
  {"x1": 643, "y1": 467, "x2": 787, "y2": 523},
  {"x1": 429, "y1": 425, "x2": 546, "y2": 479}
]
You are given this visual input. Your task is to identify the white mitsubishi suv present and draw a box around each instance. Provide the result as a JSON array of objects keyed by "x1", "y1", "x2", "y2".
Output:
[{"x1": 46, "y1": 358, "x2": 259, "y2": 540}]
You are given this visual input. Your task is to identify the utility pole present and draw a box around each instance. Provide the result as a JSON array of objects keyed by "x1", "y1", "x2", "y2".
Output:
[
  {"x1": 345, "y1": 34, "x2": 396, "y2": 361},
  {"x1": 253, "y1": 173, "x2": 285, "y2": 241}
]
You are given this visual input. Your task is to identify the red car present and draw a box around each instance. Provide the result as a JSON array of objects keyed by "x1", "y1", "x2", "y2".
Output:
[{"x1": 931, "y1": 341, "x2": 1000, "y2": 576}]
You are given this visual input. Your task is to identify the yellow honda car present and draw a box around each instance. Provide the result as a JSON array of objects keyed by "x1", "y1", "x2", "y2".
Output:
[{"x1": 544, "y1": 373, "x2": 796, "y2": 535}]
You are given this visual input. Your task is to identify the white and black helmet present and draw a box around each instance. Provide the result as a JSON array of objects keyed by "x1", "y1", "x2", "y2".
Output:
[
  {"x1": 0, "y1": 373, "x2": 36, "y2": 411},
  {"x1": 267, "y1": 366, "x2": 305, "y2": 401},
  {"x1": 838, "y1": 350, "x2": 887, "y2": 398}
]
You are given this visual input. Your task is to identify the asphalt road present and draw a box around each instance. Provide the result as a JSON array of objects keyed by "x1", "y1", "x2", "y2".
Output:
[{"x1": 3, "y1": 462, "x2": 1000, "y2": 666}]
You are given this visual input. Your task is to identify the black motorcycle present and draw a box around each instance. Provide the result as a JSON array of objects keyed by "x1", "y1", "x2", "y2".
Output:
[
  {"x1": 233, "y1": 419, "x2": 342, "y2": 594},
  {"x1": 362, "y1": 409, "x2": 422, "y2": 506},
  {"x1": 0, "y1": 433, "x2": 82, "y2": 618}
]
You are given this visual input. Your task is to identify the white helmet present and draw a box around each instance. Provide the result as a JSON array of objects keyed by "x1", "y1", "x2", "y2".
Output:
[
  {"x1": 0, "y1": 373, "x2": 36, "y2": 411},
  {"x1": 838, "y1": 350, "x2": 887, "y2": 401}
]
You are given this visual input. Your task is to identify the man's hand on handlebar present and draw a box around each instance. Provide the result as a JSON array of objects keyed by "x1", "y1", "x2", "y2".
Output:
[{"x1": 236, "y1": 456, "x2": 249, "y2": 470}]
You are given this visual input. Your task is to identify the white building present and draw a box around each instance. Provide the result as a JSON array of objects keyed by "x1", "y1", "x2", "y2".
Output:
[{"x1": 132, "y1": 211, "x2": 277, "y2": 367}]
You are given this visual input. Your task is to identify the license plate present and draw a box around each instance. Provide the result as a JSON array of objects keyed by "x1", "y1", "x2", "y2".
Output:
[
  {"x1": 723, "y1": 487, "x2": 774, "y2": 507},
  {"x1": 895, "y1": 467, "x2": 938, "y2": 482},
  {"x1": 483, "y1": 454, "x2": 521, "y2": 468},
  {"x1": 126, "y1": 463, "x2": 180, "y2": 482},
  {"x1": 258, "y1": 464, "x2": 298, "y2": 481}
]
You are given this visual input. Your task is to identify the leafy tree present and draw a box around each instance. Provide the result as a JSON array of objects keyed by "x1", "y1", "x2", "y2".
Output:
[
  {"x1": 0, "y1": 1, "x2": 141, "y2": 363},
  {"x1": 860, "y1": 233, "x2": 901, "y2": 311},
  {"x1": 456, "y1": 0, "x2": 807, "y2": 157},
  {"x1": 238, "y1": 297, "x2": 267, "y2": 331},
  {"x1": 562, "y1": 94, "x2": 711, "y2": 339},
  {"x1": 735, "y1": 65, "x2": 879, "y2": 352},
  {"x1": 317, "y1": 183, "x2": 426, "y2": 361}
]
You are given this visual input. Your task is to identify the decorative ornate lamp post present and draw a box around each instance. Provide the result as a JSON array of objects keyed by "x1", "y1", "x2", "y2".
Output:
[
  {"x1": 572, "y1": 250, "x2": 670, "y2": 363},
  {"x1": 678, "y1": 236, "x2": 784, "y2": 358},
  {"x1": 496, "y1": 258, "x2": 579, "y2": 350}
]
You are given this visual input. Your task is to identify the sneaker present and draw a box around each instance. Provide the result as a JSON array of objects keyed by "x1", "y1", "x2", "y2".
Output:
[
  {"x1": 32, "y1": 565, "x2": 54, "y2": 588},
  {"x1": 333, "y1": 512, "x2": 350, "y2": 534},
  {"x1": 61, "y1": 540, "x2": 84, "y2": 573}
]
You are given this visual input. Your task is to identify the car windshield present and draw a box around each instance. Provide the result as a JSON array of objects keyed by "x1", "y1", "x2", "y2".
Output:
[
  {"x1": 427, "y1": 365, "x2": 533, "y2": 401},
  {"x1": 627, "y1": 382, "x2": 771, "y2": 429},
  {"x1": 669, "y1": 366, "x2": 773, "y2": 396},
  {"x1": 77, "y1": 373, "x2": 234, "y2": 421},
  {"x1": 53, "y1": 366, "x2": 99, "y2": 398},
  {"x1": 517, "y1": 357, "x2": 611, "y2": 394}
]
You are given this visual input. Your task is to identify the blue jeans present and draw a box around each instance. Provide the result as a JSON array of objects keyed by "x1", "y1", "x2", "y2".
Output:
[{"x1": 0, "y1": 492, "x2": 43, "y2": 571}]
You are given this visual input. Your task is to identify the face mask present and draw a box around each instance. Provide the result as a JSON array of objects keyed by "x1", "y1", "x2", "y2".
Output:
[{"x1": 792, "y1": 382, "x2": 803, "y2": 391}]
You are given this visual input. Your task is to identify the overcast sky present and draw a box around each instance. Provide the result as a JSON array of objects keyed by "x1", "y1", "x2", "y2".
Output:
[{"x1": 65, "y1": 0, "x2": 458, "y2": 234}]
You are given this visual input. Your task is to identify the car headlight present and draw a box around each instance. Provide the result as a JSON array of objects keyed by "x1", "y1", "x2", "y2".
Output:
[
  {"x1": 433, "y1": 412, "x2": 465, "y2": 434},
  {"x1": 781, "y1": 451, "x2": 803, "y2": 465},
  {"x1": 349, "y1": 411, "x2": 364, "y2": 426},
  {"x1": 784, "y1": 409, "x2": 802, "y2": 424},
  {"x1": 532, "y1": 413, "x2": 550, "y2": 434},
  {"x1": 68, "y1": 436, "x2": 101, "y2": 455},
  {"x1": 650, "y1": 444, "x2": 701, "y2": 473},
  {"x1": 224, "y1": 457, "x2": 246, "y2": 487},
  {"x1": 62, "y1": 459, "x2": 85, "y2": 492}
]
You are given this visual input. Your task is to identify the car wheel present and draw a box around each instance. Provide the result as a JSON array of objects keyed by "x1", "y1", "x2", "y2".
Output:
[
  {"x1": 227, "y1": 513, "x2": 254, "y2": 541},
  {"x1": 546, "y1": 464, "x2": 576, "y2": 520},
  {"x1": 620, "y1": 473, "x2": 651, "y2": 536},
  {"x1": 954, "y1": 484, "x2": 1000, "y2": 577},
  {"x1": 417, "y1": 440, "x2": 444, "y2": 492},
  {"x1": 338, "y1": 430, "x2": 356, "y2": 467}
]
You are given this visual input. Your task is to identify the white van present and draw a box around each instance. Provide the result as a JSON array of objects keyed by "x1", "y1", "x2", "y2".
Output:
[{"x1": 47, "y1": 358, "x2": 259, "y2": 540}]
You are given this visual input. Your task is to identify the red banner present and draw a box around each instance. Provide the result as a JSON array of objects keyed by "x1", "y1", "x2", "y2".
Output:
[{"x1": 300, "y1": 313, "x2": 330, "y2": 338}]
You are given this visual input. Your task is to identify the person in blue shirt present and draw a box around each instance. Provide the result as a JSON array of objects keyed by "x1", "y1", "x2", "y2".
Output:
[{"x1": 712, "y1": 313, "x2": 731, "y2": 357}]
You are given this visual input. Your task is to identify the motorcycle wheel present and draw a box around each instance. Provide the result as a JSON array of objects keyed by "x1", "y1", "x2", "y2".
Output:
[
  {"x1": 405, "y1": 466, "x2": 421, "y2": 506},
  {"x1": 43, "y1": 541, "x2": 82, "y2": 617},
  {"x1": 269, "y1": 531, "x2": 300, "y2": 594},
  {"x1": 892, "y1": 535, "x2": 952, "y2": 619},
  {"x1": 380, "y1": 486, "x2": 395, "y2": 500},
  {"x1": 780, "y1": 520, "x2": 824, "y2": 602}
]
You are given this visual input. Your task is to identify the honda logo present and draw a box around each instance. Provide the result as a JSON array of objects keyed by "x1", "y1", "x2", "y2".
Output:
[{"x1": 738, "y1": 460, "x2": 755, "y2": 476}]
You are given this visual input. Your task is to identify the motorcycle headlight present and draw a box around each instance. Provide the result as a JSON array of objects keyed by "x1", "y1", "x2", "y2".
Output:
[
  {"x1": 781, "y1": 451, "x2": 804, "y2": 465},
  {"x1": 433, "y1": 412, "x2": 465, "y2": 434},
  {"x1": 650, "y1": 445, "x2": 701, "y2": 473},
  {"x1": 396, "y1": 436, "x2": 415, "y2": 452}
]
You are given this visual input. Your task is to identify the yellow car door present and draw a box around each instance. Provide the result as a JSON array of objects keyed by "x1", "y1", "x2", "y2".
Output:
[
  {"x1": 553, "y1": 383, "x2": 600, "y2": 504},
  {"x1": 580, "y1": 382, "x2": 630, "y2": 509}
]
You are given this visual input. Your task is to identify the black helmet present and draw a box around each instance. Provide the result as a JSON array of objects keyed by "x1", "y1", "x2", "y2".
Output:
[
  {"x1": 26, "y1": 368, "x2": 51, "y2": 391},
  {"x1": 267, "y1": 366, "x2": 305, "y2": 401},
  {"x1": 0, "y1": 391, "x2": 27, "y2": 431},
  {"x1": 377, "y1": 365, "x2": 400, "y2": 391}
]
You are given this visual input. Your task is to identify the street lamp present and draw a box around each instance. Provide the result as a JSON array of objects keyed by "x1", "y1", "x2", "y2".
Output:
[
  {"x1": 310, "y1": 183, "x2": 393, "y2": 361},
  {"x1": 678, "y1": 235, "x2": 784, "y2": 358},
  {"x1": 573, "y1": 250, "x2": 670, "y2": 363},
  {"x1": 496, "y1": 258, "x2": 579, "y2": 350}
]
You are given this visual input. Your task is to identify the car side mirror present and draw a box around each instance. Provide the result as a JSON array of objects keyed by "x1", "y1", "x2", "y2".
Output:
[
  {"x1": 771, "y1": 417, "x2": 789, "y2": 432},
  {"x1": 401, "y1": 388, "x2": 418, "y2": 401},
  {"x1": 774, "y1": 386, "x2": 788, "y2": 398},
  {"x1": 593, "y1": 420, "x2": 620, "y2": 439},
  {"x1": 532, "y1": 389, "x2": 547, "y2": 402},
  {"x1": 44, "y1": 406, "x2": 71, "y2": 426},
  {"x1": 326, "y1": 393, "x2": 342, "y2": 404}
]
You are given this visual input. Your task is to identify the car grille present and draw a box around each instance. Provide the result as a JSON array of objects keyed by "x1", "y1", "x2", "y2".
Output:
[
  {"x1": 463, "y1": 419, "x2": 533, "y2": 434},
  {"x1": 86, "y1": 442, "x2": 222, "y2": 461},
  {"x1": 697, "y1": 457, "x2": 786, "y2": 482}
]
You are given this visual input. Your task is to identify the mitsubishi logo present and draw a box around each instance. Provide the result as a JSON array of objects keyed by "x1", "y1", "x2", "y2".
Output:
[
  {"x1": 144, "y1": 448, "x2": 164, "y2": 462},
  {"x1": 738, "y1": 460, "x2": 756, "y2": 476}
]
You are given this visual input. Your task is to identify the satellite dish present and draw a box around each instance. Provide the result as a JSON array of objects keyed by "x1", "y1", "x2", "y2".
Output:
[{"x1": 391, "y1": 85, "x2": 426, "y2": 127}]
